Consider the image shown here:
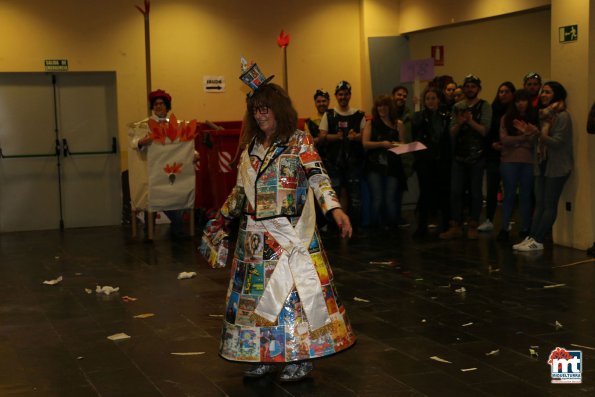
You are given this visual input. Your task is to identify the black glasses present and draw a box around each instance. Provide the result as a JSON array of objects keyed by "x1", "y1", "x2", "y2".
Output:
[{"x1": 252, "y1": 106, "x2": 269, "y2": 115}]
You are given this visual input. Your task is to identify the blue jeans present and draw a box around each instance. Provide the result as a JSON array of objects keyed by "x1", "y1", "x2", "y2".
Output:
[
  {"x1": 450, "y1": 158, "x2": 485, "y2": 223},
  {"x1": 366, "y1": 171, "x2": 398, "y2": 227},
  {"x1": 500, "y1": 162, "x2": 534, "y2": 232},
  {"x1": 530, "y1": 172, "x2": 569, "y2": 243}
]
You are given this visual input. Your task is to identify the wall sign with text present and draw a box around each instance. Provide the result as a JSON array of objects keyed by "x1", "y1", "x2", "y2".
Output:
[
  {"x1": 45, "y1": 60, "x2": 68, "y2": 71},
  {"x1": 203, "y1": 76, "x2": 225, "y2": 93}
]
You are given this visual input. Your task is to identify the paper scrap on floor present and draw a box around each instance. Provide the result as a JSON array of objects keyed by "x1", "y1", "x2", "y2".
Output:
[
  {"x1": 430, "y1": 356, "x2": 452, "y2": 364},
  {"x1": 96, "y1": 285, "x2": 119, "y2": 295},
  {"x1": 177, "y1": 271, "x2": 197, "y2": 280},
  {"x1": 43, "y1": 276, "x2": 63, "y2": 285},
  {"x1": 107, "y1": 333, "x2": 131, "y2": 341},
  {"x1": 133, "y1": 313, "x2": 155, "y2": 319}
]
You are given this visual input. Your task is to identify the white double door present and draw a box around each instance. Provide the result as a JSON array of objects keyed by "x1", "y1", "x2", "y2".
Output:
[{"x1": 0, "y1": 72, "x2": 121, "y2": 232}]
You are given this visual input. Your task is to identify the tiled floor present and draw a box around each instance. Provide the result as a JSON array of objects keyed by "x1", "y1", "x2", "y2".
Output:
[{"x1": 0, "y1": 219, "x2": 593, "y2": 396}]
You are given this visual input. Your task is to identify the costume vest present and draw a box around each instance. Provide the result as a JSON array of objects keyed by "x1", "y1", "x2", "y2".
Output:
[
  {"x1": 305, "y1": 119, "x2": 320, "y2": 138},
  {"x1": 325, "y1": 109, "x2": 365, "y2": 169}
]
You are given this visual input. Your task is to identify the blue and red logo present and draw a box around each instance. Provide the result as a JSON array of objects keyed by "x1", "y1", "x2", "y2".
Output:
[{"x1": 548, "y1": 347, "x2": 582, "y2": 384}]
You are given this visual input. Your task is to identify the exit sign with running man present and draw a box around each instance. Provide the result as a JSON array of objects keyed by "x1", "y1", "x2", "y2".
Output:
[{"x1": 559, "y1": 25, "x2": 578, "y2": 43}]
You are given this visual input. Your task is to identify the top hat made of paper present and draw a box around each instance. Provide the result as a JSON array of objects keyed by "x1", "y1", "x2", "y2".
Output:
[{"x1": 239, "y1": 63, "x2": 274, "y2": 96}]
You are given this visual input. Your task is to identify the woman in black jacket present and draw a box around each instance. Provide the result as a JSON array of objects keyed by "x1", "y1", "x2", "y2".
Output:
[{"x1": 411, "y1": 87, "x2": 451, "y2": 237}]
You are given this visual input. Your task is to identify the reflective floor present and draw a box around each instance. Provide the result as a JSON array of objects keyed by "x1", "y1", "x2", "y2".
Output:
[{"x1": 0, "y1": 217, "x2": 593, "y2": 396}]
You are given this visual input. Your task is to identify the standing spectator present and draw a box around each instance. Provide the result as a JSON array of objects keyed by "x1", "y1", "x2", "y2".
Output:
[
  {"x1": 305, "y1": 89, "x2": 331, "y2": 231},
  {"x1": 523, "y1": 72, "x2": 542, "y2": 109},
  {"x1": 498, "y1": 89, "x2": 537, "y2": 241},
  {"x1": 453, "y1": 85, "x2": 464, "y2": 104},
  {"x1": 411, "y1": 87, "x2": 451, "y2": 237},
  {"x1": 392, "y1": 85, "x2": 413, "y2": 227},
  {"x1": 514, "y1": 81, "x2": 573, "y2": 251},
  {"x1": 478, "y1": 82, "x2": 516, "y2": 232},
  {"x1": 362, "y1": 95, "x2": 405, "y2": 230},
  {"x1": 440, "y1": 75, "x2": 492, "y2": 240},
  {"x1": 440, "y1": 81, "x2": 457, "y2": 137},
  {"x1": 319, "y1": 81, "x2": 367, "y2": 233},
  {"x1": 587, "y1": 102, "x2": 595, "y2": 257},
  {"x1": 304, "y1": 89, "x2": 330, "y2": 146},
  {"x1": 430, "y1": 75, "x2": 457, "y2": 110},
  {"x1": 442, "y1": 81, "x2": 458, "y2": 109}
]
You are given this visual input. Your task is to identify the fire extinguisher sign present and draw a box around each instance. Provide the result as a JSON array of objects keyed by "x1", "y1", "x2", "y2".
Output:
[{"x1": 431, "y1": 46, "x2": 444, "y2": 66}]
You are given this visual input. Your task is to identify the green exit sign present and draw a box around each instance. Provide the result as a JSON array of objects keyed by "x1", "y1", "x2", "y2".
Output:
[{"x1": 559, "y1": 25, "x2": 578, "y2": 43}]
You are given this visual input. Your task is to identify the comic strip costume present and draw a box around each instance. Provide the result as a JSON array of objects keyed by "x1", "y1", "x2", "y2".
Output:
[{"x1": 218, "y1": 130, "x2": 356, "y2": 363}]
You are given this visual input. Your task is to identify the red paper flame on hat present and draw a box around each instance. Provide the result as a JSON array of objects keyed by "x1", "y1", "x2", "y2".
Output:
[
  {"x1": 135, "y1": 0, "x2": 150, "y2": 15},
  {"x1": 277, "y1": 30, "x2": 290, "y2": 48},
  {"x1": 148, "y1": 89, "x2": 171, "y2": 104},
  {"x1": 148, "y1": 114, "x2": 198, "y2": 144}
]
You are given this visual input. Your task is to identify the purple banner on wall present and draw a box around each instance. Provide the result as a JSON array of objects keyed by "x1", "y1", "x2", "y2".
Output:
[{"x1": 400, "y1": 58, "x2": 435, "y2": 82}]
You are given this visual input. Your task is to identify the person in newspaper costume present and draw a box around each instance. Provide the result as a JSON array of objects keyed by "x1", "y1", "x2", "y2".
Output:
[{"x1": 207, "y1": 61, "x2": 356, "y2": 381}]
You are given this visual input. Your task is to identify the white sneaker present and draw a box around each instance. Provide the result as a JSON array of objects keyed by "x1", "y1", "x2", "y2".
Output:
[
  {"x1": 477, "y1": 220, "x2": 494, "y2": 232},
  {"x1": 513, "y1": 236, "x2": 533, "y2": 250},
  {"x1": 517, "y1": 239, "x2": 544, "y2": 252}
]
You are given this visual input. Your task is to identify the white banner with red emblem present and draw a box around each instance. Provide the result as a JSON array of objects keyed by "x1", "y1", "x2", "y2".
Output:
[{"x1": 146, "y1": 115, "x2": 197, "y2": 212}]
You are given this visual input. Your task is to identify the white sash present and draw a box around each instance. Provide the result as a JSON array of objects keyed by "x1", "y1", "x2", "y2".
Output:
[{"x1": 238, "y1": 149, "x2": 331, "y2": 331}]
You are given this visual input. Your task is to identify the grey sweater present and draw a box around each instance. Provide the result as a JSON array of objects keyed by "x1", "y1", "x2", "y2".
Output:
[{"x1": 533, "y1": 110, "x2": 573, "y2": 177}]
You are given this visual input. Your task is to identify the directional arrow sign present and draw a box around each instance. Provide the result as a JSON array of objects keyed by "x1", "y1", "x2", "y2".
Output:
[{"x1": 203, "y1": 75, "x2": 225, "y2": 93}]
